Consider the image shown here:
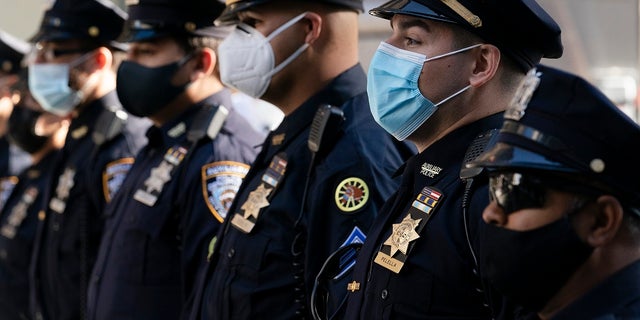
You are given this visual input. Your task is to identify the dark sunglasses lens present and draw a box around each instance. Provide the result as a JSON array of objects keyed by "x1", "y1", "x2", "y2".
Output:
[{"x1": 489, "y1": 173, "x2": 546, "y2": 214}]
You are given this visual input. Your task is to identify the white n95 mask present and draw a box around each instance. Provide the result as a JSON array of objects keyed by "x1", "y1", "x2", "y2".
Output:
[{"x1": 218, "y1": 12, "x2": 310, "y2": 98}]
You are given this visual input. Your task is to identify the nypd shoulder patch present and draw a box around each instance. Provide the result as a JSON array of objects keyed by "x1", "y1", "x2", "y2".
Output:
[
  {"x1": 202, "y1": 161, "x2": 250, "y2": 222},
  {"x1": 103, "y1": 158, "x2": 134, "y2": 202}
]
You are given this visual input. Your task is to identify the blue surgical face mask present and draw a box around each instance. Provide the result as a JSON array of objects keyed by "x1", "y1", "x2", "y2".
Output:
[
  {"x1": 28, "y1": 52, "x2": 94, "y2": 117},
  {"x1": 367, "y1": 41, "x2": 482, "y2": 141}
]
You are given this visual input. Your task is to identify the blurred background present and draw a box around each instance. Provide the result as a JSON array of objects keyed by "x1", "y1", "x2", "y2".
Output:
[{"x1": 2, "y1": 0, "x2": 639, "y2": 122}]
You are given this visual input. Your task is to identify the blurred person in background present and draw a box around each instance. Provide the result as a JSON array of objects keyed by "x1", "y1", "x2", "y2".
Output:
[
  {"x1": 0, "y1": 71, "x2": 69, "y2": 320},
  {"x1": 27, "y1": 0, "x2": 151, "y2": 319},
  {"x1": 0, "y1": 30, "x2": 33, "y2": 212}
]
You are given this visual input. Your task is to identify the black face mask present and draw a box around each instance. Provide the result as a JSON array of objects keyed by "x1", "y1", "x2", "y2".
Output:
[
  {"x1": 7, "y1": 104, "x2": 49, "y2": 154},
  {"x1": 479, "y1": 211, "x2": 594, "y2": 312},
  {"x1": 116, "y1": 55, "x2": 192, "y2": 118}
]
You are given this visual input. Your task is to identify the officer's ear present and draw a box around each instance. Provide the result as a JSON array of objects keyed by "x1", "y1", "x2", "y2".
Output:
[
  {"x1": 190, "y1": 48, "x2": 216, "y2": 82},
  {"x1": 468, "y1": 44, "x2": 500, "y2": 88},
  {"x1": 93, "y1": 47, "x2": 113, "y2": 71},
  {"x1": 585, "y1": 195, "x2": 624, "y2": 246},
  {"x1": 301, "y1": 11, "x2": 321, "y2": 45}
]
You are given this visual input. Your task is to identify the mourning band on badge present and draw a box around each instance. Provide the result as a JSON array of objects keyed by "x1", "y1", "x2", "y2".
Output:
[
  {"x1": 1, "y1": 187, "x2": 38, "y2": 239},
  {"x1": 0, "y1": 176, "x2": 19, "y2": 212},
  {"x1": 231, "y1": 153, "x2": 287, "y2": 234},
  {"x1": 334, "y1": 177, "x2": 369, "y2": 213},
  {"x1": 374, "y1": 186, "x2": 443, "y2": 273},
  {"x1": 103, "y1": 157, "x2": 134, "y2": 203},
  {"x1": 133, "y1": 146, "x2": 188, "y2": 207},
  {"x1": 202, "y1": 161, "x2": 250, "y2": 223},
  {"x1": 49, "y1": 167, "x2": 76, "y2": 214}
]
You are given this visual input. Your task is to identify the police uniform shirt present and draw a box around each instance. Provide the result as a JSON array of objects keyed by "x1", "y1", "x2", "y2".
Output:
[
  {"x1": 87, "y1": 89, "x2": 264, "y2": 320},
  {"x1": 0, "y1": 137, "x2": 9, "y2": 176},
  {"x1": 343, "y1": 113, "x2": 505, "y2": 319},
  {"x1": 0, "y1": 137, "x2": 15, "y2": 212},
  {"x1": 30, "y1": 91, "x2": 149, "y2": 320},
  {"x1": 193, "y1": 64, "x2": 416, "y2": 319},
  {"x1": 545, "y1": 260, "x2": 640, "y2": 319},
  {"x1": 0, "y1": 151, "x2": 58, "y2": 320}
]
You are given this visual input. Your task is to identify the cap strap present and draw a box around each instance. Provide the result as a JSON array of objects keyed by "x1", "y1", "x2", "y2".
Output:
[{"x1": 440, "y1": 0, "x2": 482, "y2": 28}]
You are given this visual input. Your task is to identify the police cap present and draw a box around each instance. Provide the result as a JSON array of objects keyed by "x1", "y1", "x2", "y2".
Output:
[
  {"x1": 0, "y1": 30, "x2": 30, "y2": 75},
  {"x1": 468, "y1": 65, "x2": 640, "y2": 210},
  {"x1": 215, "y1": 0, "x2": 364, "y2": 26},
  {"x1": 30, "y1": 0, "x2": 127, "y2": 50},
  {"x1": 369, "y1": 0, "x2": 563, "y2": 71},
  {"x1": 121, "y1": 0, "x2": 233, "y2": 42}
]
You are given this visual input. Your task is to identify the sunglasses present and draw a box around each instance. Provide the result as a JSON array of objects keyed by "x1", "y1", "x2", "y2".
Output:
[{"x1": 488, "y1": 172, "x2": 549, "y2": 214}]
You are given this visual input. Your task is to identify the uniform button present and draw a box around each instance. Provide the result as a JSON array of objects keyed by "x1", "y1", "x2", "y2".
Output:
[
  {"x1": 0, "y1": 249, "x2": 6, "y2": 260},
  {"x1": 381, "y1": 289, "x2": 388, "y2": 299},
  {"x1": 472, "y1": 268, "x2": 478, "y2": 275},
  {"x1": 227, "y1": 248, "x2": 235, "y2": 258},
  {"x1": 52, "y1": 222, "x2": 60, "y2": 231}
]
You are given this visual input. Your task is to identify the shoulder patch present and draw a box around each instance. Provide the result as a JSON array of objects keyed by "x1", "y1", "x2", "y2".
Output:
[
  {"x1": 334, "y1": 177, "x2": 369, "y2": 213},
  {"x1": 0, "y1": 176, "x2": 19, "y2": 212},
  {"x1": 103, "y1": 158, "x2": 135, "y2": 202},
  {"x1": 202, "y1": 161, "x2": 250, "y2": 222}
]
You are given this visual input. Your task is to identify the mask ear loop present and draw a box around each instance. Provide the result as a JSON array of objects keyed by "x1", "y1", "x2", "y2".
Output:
[
  {"x1": 425, "y1": 43, "x2": 483, "y2": 107},
  {"x1": 264, "y1": 11, "x2": 311, "y2": 78},
  {"x1": 67, "y1": 49, "x2": 103, "y2": 107}
]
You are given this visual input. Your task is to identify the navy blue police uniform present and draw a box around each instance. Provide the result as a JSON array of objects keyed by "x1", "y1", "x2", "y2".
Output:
[
  {"x1": 88, "y1": 94, "x2": 263, "y2": 320},
  {"x1": 27, "y1": 1, "x2": 151, "y2": 319},
  {"x1": 0, "y1": 30, "x2": 32, "y2": 209},
  {"x1": 86, "y1": 0, "x2": 266, "y2": 319},
  {"x1": 190, "y1": 61, "x2": 416, "y2": 319},
  {"x1": 30, "y1": 94, "x2": 149, "y2": 320},
  {"x1": 0, "y1": 150, "x2": 58, "y2": 320},
  {"x1": 341, "y1": 1, "x2": 564, "y2": 319},
  {"x1": 467, "y1": 65, "x2": 640, "y2": 320}
]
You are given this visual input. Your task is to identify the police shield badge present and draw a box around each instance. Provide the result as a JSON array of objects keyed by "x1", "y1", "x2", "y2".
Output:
[{"x1": 202, "y1": 161, "x2": 250, "y2": 222}]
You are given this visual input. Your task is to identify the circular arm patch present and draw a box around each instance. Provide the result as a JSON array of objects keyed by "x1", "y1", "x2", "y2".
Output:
[{"x1": 334, "y1": 177, "x2": 369, "y2": 213}]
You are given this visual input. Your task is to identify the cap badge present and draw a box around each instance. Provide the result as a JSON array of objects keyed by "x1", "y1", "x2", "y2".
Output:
[
  {"x1": 1, "y1": 61, "x2": 11, "y2": 73},
  {"x1": 88, "y1": 26, "x2": 100, "y2": 38},
  {"x1": 505, "y1": 68, "x2": 541, "y2": 121},
  {"x1": 185, "y1": 22, "x2": 196, "y2": 32},
  {"x1": 590, "y1": 158, "x2": 605, "y2": 173}
]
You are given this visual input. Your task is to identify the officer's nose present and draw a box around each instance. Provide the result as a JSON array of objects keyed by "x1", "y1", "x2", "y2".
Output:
[{"x1": 482, "y1": 201, "x2": 507, "y2": 226}]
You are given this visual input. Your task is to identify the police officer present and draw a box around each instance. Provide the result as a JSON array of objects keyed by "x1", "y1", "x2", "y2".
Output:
[
  {"x1": 27, "y1": 0, "x2": 150, "y2": 319},
  {"x1": 0, "y1": 76, "x2": 69, "y2": 320},
  {"x1": 86, "y1": 0, "x2": 265, "y2": 319},
  {"x1": 186, "y1": 0, "x2": 416, "y2": 319},
  {"x1": 339, "y1": 0, "x2": 563, "y2": 319},
  {"x1": 0, "y1": 30, "x2": 32, "y2": 208},
  {"x1": 467, "y1": 65, "x2": 640, "y2": 319}
]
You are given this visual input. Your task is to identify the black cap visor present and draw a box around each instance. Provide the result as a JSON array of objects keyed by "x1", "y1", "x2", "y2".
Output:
[
  {"x1": 369, "y1": 0, "x2": 457, "y2": 24},
  {"x1": 466, "y1": 142, "x2": 579, "y2": 177},
  {"x1": 215, "y1": 0, "x2": 271, "y2": 26}
]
